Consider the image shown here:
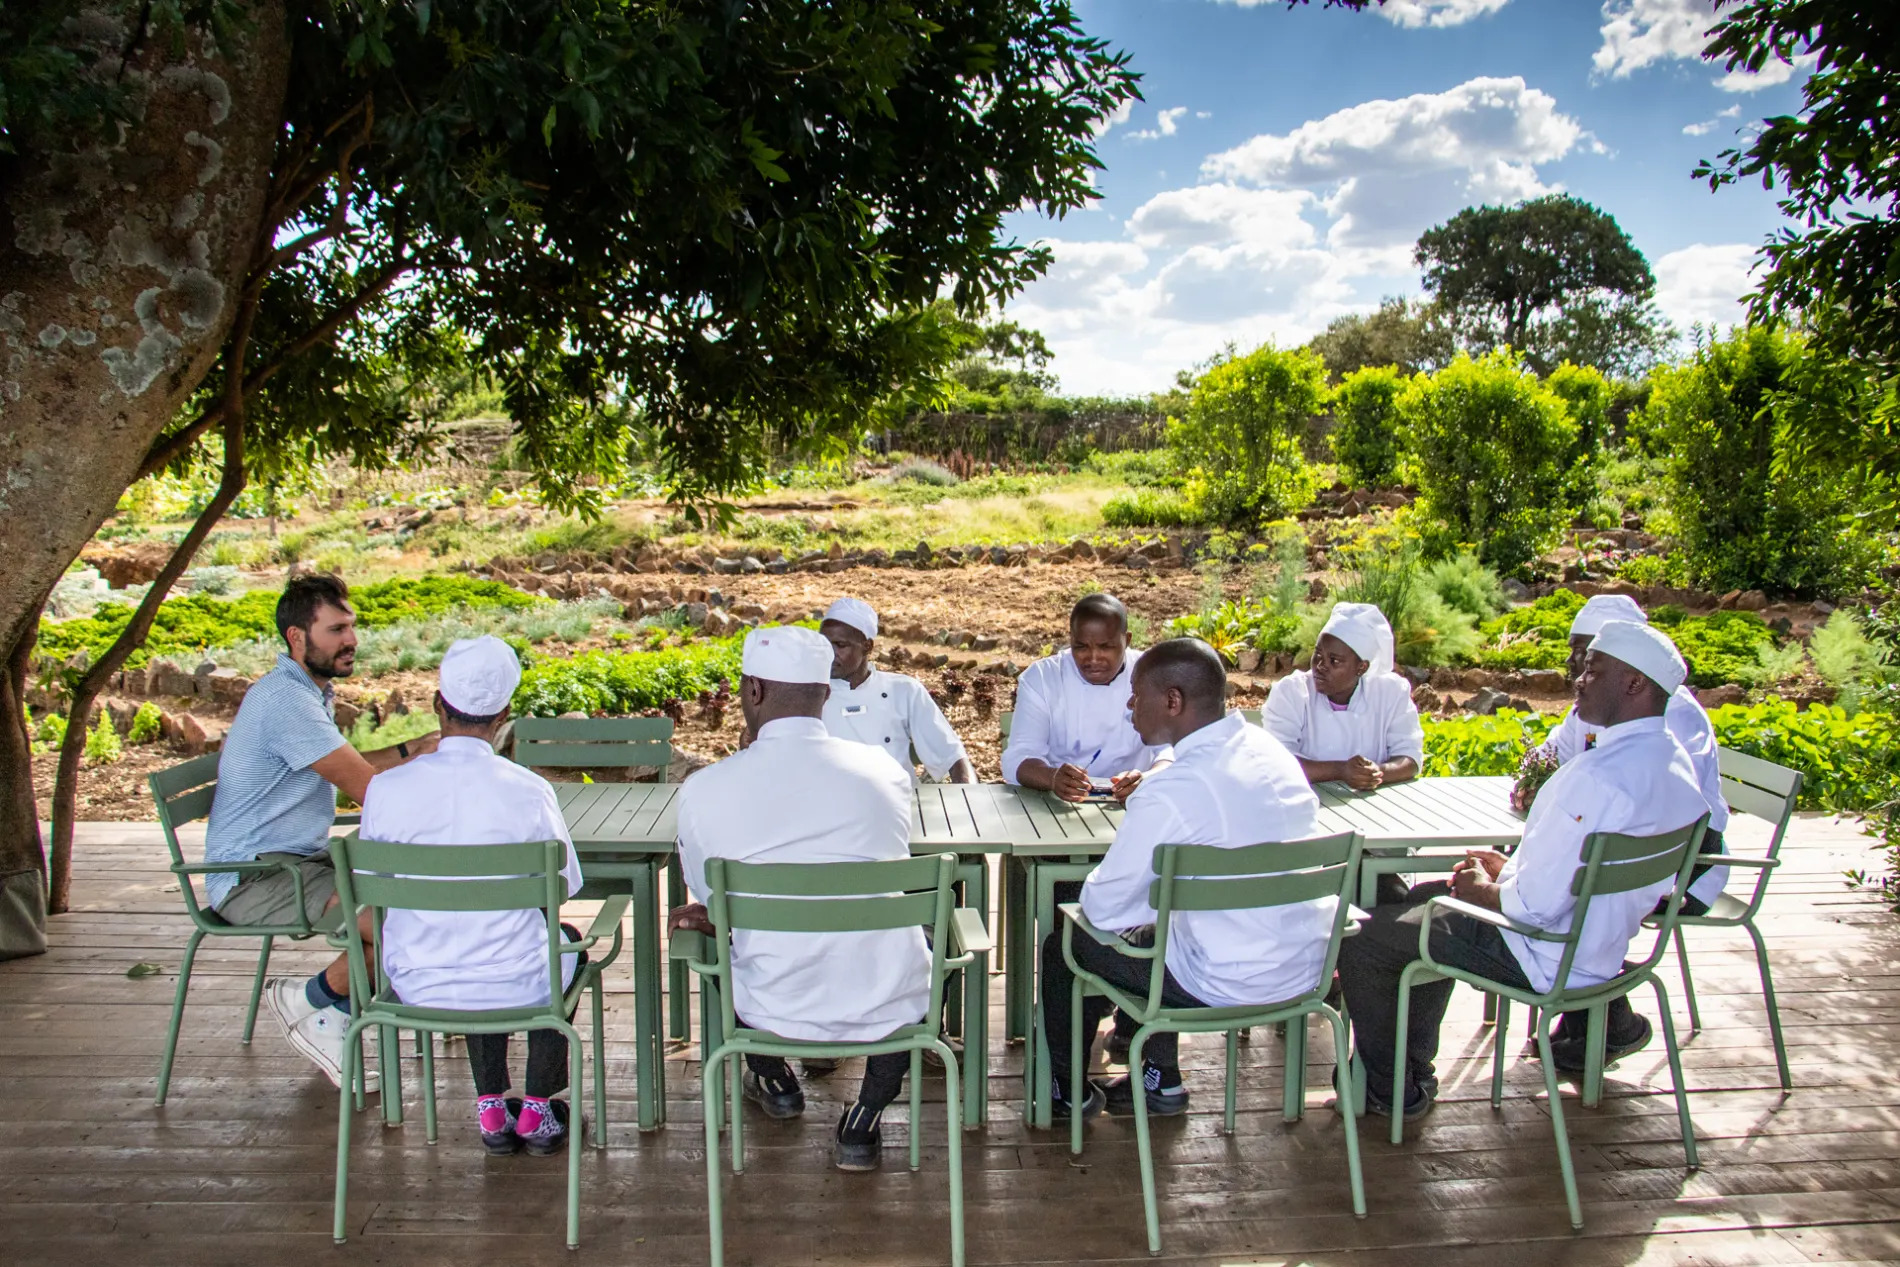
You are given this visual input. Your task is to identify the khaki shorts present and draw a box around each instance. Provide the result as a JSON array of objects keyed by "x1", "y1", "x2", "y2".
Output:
[{"x1": 216, "y1": 849, "x2": 342, "y2": 930}]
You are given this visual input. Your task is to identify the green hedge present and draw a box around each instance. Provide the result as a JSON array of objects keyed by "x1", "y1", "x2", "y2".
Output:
[
  {"x1": 38, "y1": 576, "x2": 544, "y2": 669},
  {"x1": 1473, "y1": 590, "x2": 1783, "y2": 688},
  {"x1": 512, "y1": 637, "x2": 745, "y2": 716},
  {"x1": 1421, "y1": 710, "x2": 1557, "y2": 777}
]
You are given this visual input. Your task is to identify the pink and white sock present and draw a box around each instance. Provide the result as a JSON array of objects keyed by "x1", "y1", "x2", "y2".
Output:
[
  {"x1": 477, "y1": 1095, "x2": 511, "y2": 1134},
  {"x1": 516, "y1": 1096, "x2": 553, "y2": 1135}
]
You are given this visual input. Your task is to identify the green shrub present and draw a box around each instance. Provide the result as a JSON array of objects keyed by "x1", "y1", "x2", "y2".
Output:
[
  {"x1": 1328, "y1": 540, "x2": 1481, "y2": 668},
  {"x1": 1170, "y1": 344, "x2": 1325, "y2": 529},
  {"x1": 84, "y1": 712, "x2": 122, "y2": 765},
  {"x1": 1644, "y1": 327, "x2": 1876, "y2": 597},
  {"x1": 1709, "y1": 700, "x2": 1900, "y2": 813},
  {"x1": 1808, "y1": 610, "x2": 1898, "y2": 711},
  {"x1": 1475, "y1": 588, "x2": 1584, "y2": 671},
  {"x1": 1421, "y1": 710, "x2": 1557, "y2": 777},
  {"x1": 346, "y1": 710, "x2": 442, "y2": 752},
  {"x1": 513, "y1": 637, "x2": 747, "y2": 716},
  {"x1": 1545, "y1": 361, "x2": 1612, "y2": 503},
  {"x1": 36, "y1": 712, "x2": 67, "y2": 749},
  {"x1": 1651, "y1": 607, "x2": 1781, "y2": 689},
  {"x1": 1616, "y1": 553, "x2": 1688, "y2": 587},
  {"x1": 1101, "y1": 489, "x2": 1201, "y2": 528},
  {"x1": 1328, "y1": 365, "x2": 1408, "y2": 488},
  {"x1": 1422, "y1": 553, "x2": 1507, "y2": 621},
  {"x1": 127, "y1": 701, "x2": 163, "y2": 745},
  {"x1": 1399, "y1": 350, "x2": 1582, "y2": 573},
  {"x1": 1084, "y1": 449, "x2": 1178, "y2": 487},
  {"x1": 890, "y1": 458, "x2": 961, "y2": 487}
]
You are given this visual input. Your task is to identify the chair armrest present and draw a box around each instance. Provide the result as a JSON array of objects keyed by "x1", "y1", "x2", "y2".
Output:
[
  {"x1": 668, "y1": 927, "x2": 713, "y2": 967},
  {"x1": 1712, "y1": 853, "x2": 1779, "y2": 869},
  {"x1": 1057, "y1": 902, "x2": 1158, "y2": 957},
  {"x1": 563, "y1": 894, "x2": 632, "y2": 955},
  {"x1": 949, "y1": 907, "x2": 992, "y2": 957},
  {"x1": 332, "y1": 812, "x2": 361, "y2": 826},
  {"x1": 171, "y1": 858, "x2": 302, "y2": 877},
  {"x1": 1425, "y1": 895, "x2": 1563, "y2": 941},
  {"x1": 1340, "y1": 904, "x2": 1372, "y2": 938}
]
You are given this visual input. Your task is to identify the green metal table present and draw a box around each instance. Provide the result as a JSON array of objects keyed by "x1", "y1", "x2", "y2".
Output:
[{"x1": 1004, "y1": 775, "x2": 1525, "y2": 1128}]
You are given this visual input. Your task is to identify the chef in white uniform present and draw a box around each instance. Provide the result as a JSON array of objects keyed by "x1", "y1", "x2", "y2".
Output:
[
  {"x1": 1040, "y1": 637, "x2": 1324, "y2": 1121},
  {"x1": 1519, "y1": 593, "x2": 1731, "y2": 915},
  {"x1": 1001, "y1": 593, "x2": 1170, "y2": 803},
  {"x1": 819, "y1": 596, "x2": 973, "y2": 784},
  {"x1": 673, "y1": 624, "x2": 930, "y2": 1172},
  {"x1": 1338, "y1": 620, "x2": 1710, "y2": 1114},
  {"x1": 1261, "y1": 601, "x2": 1423, "y2": 791},
  {"x1": 362, "y1": 635, "x2": 584, "y2": 1156}
]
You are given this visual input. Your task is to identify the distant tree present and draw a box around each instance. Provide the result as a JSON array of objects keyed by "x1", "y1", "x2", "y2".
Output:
[
  {"x1": 1170, "y1": 344, "x2": 1326, "y2": 529},
  {"x1": 1416, "y1": 195, "x2": 1673, "y2": 378},
  {"x1": 1545, "y1": 362, "x2": 1614, "y2": 505},
  {"x1": 1328, "y1": 365, "x2": 1409, "y2": 487},
  {"x1": 1696, "y1": 0, "x2": 1900, "y2": 522},
  {"x1": 1304, "y1": 298, "x2": 1454, "y2": 380}
]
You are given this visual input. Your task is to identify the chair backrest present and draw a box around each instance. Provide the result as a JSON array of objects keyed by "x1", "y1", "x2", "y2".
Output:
[
  {"x1": 1240, "y1": 708, "x2": 1262, "y2": 726},
  {"x1": 329, "y1": 835, "x2": 570, "y2": 1010},
  {"x1": 512, "y1": 715, "x2": 675, "y2": 773},
  {"x1": 148, "y1": 753, "x2": 223, "y2": 918},
  {"x1": 1715, "y1": 746, "x2": 1803, "y2": 913},
  {"x1": 702, "y1": 853, "x2": 959, "y2": 1042},
  {"x1": 1549, "y1": 815, "x2": 1709, "y2": 995},
  {"x1": 1141, "y1": 831, "x2": 1363, "y2": 1014},
  {"x1": 999, "y1": 710, "x2": 1013, "y2": 744}
]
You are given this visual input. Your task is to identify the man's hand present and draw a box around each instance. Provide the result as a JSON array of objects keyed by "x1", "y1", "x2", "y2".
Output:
[
  {"x1": 407, "y1": 731, "x2": 441, "y2": 757},
  {"x1": 1109, "y1": 769, "x2": 1142, "y2": 803},
  {"x1": 1451, "y1": 852, "x2": 1505, "y2": 910},
  {"x1": 1341, "y1": 754, "x2": 1384, "y2": 791},
  {"x1": 668, "y1": 902, "x2": 717, "y2": 936},
  {"x1": 1051, "y1": 762, "x2": 1093, "y2": 802},
  {"x1": 1510, "y1": 782, "x2": 1537, "y2": 813},
  {"x1": 1463, "y1": 847, "x2": 1508, "y2": 879}
]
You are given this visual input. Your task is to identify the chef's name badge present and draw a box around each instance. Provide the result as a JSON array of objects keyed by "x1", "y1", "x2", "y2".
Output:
[{"x1": 843, "y1": 704, "x2": 866, "y2": 716}]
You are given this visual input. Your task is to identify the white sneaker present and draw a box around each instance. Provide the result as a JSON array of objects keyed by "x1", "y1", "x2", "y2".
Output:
[{"x1": 268, "y1": 977, "x2": 378, "y2": 1093}]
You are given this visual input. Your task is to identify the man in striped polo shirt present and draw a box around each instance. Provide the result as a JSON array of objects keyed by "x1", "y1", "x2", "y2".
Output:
[{"x1": 202, "y1": 574, "x2": 435, "y2": 1089}]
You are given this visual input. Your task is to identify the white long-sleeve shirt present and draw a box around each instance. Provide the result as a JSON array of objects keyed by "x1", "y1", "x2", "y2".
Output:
[
  {"x1": 1498, "y1": 714, "x2": 1708, "y2": 992},
  {"x1": 362, "y1": 737, "x2": 584, "y2": 1011},
  {"x1": 1080, "y1": 712, "x2": 1327, "y2": 1008},
  {"x1": 676, "y1": 716, "x2": 929, "y2": 1042},
  {"x1": 823, "y1": 669, "x2": 968, "y2": 783},
  {"x1": 1543, "y1": 686, "x2": 1730, "y2": 905},
  {"x1": 1001, "y1": 648, "x2": 1168, "y2": 785},
  {"x1": 1258, "y1": 669, "x2": 1425, "y2": 768}
]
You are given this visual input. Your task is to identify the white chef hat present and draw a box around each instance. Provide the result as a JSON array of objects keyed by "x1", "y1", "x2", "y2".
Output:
[
  {"x1": 1589, "y1": 619, "x2": 1687, "y2": 694},
  {"x1": 822, "y1": 596, "x2": 878, "y2": 641},
  {"x1": 1320, "y1": 602, "x2": 1395, "y2": 676},
  {"x1": 741, "y1": 625, "x2": 834, "y2": 685},
  {"x1": 1569, "y1": 593, "x2": 1647, "y2": 639},
  {"x1": 437, "y1": 635, "x2": 522, "y2": 715}
]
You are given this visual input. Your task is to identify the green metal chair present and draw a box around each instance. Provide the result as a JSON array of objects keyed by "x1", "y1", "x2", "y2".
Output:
[
  {"x1": 327, "y1": 834, "x2": 628, "y2": 1249},
  {"x1": 511, "y1": 714, "x2": 675, "y2": 775},
  {"x1": 1390, "y1": 813, "x2": 1710, "y2": 1229},
  {"x1": 1649, "y1": 747, "x2": 1801, "y2": 1092},
  {"x1": 149, "y1": 753, "x2": 352, "y2": 1106},
  {"x1": 672, "y1": 852, "x2": 986, "y2": 1267},
  {"x1": 1059, "y1": 830, "x2": 1367, "y2": 1255},
  {"x1": 999, "y1": 709, "x2": 1012, "y2": 744}
]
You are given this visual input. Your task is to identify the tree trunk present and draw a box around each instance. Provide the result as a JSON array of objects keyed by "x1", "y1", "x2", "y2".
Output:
[
  {"x1": 0, "y1": 619, "x2": 47, "y2": 959},
  {"x1": 0, "y1": 3, "x2": 289, "y2": 944}
]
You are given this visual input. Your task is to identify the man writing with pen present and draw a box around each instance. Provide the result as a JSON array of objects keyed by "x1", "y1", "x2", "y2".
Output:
[{"x1": 1000, "y1": 593, "x2": 1172, "y2": 803}]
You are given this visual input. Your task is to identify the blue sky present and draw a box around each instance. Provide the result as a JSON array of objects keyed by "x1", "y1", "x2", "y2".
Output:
[{"x1": 1003, "y1": 0, "x2": 1811, "y2": 395}]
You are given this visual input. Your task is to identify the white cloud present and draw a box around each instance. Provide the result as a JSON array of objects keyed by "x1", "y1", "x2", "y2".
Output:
[
  {"x1": 1091, "y1": 99, "x2": 1133, "y2": 139},
  {"x1": 1682, "y1": 104, "x2": 1740, "y2": 136},
  {"x1": 1378, "y1": 0, "x2": 1512, "y2": 28},
  {"x1": 1653, "y1": 242, "x2": 1758, "y2": 330},
  {"x1": 1596, "y1": 0, "x2": 1812, "y2": 93},
  {"x1": 1130, "y1": 106, "x2": 1191, "y2": 142},
  {"x1": 1007, "y1": 77, "x2": 1590, "y2": 394}
]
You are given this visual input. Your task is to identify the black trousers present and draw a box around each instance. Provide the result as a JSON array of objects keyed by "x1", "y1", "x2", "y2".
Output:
[
  {"x1": 1337, "y1": 881, "x2": 1534, "y2": 1101},
  {"x1": 465, "y1": 923, "x2": 587, "y2": 1100},
  {"x1": 1050, "y1": 881, "x2": 1138, "y2": 1045},
  {"x1": 740, "y1": 1020, "x2": 911, "y2": 1113},
  {"x1": 1040, "y1": 925, "x2": 1206, "y2": 1099}
]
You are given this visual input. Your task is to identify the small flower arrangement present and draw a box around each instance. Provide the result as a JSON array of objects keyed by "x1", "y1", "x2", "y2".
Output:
[{"x1": 1513, "y1": 744, "x2": 1561, "y2": 808}]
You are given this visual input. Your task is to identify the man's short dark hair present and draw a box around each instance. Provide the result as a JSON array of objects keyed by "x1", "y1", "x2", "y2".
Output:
[
  {"x1": 1071, "y1": 592, "x2": 1128, "y2": 632},
  {"x1": 440, "y1": 696, "x2": 509, "y2": 728},
  {"x1": 276, "y1": 573, "x2": 351, "y2": 646},
  {"x1": 1135, "y1": 637, "x2": 1227, "y2": 712}
]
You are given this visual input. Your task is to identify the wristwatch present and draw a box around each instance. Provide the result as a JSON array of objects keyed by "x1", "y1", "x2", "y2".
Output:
[{"x1": 397, "y1": 741, "x2": 410, "y2": 759}]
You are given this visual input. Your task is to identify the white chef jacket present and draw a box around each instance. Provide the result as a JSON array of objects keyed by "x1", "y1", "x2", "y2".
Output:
[
  {"x1": 1497, "y1": 715, "x2": 1708, "y2": 992},
  {"x1": 823, "y1": 669, "x2": 968, "y2": 783},
  {"x1": 362, "y1": 737, "x2": 584, "y2": 1011},
  {"x1": 1543, "y1": 686, "x2": 1730, "y2": 905},
  {"x1": 1001, "y1": 648, "x2": 1169, "y2": 785},
  {"x1": 1080, "y1": 712, "x2": 1328, "y2": 1008},
  {"x1": 1258, "y1": 669, "x2": 1425, "y2": 768},
  {"x1": 676, "y1": 716, "x2": 929, "y2": 1042}
]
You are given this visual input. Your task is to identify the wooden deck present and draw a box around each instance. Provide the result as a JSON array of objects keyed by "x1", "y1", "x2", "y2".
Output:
[{"x1": 4, "y1": 814, "x2": 1900, "y2": 1266}]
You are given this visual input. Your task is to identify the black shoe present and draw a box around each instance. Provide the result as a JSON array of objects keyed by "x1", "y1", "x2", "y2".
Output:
[
  {"x1": 1355, "y1": 1077, "x2": 1437, "y2": 1122},
  {"x1": 518, "y1": 1098, "x2": 571, "y2": 1157},
  {"x1": 481, "y1": 1097, "x2": 523, "y2": 1156},
  {"x1": 1049, "y1": 1080, "x2": 1106, "y2": 1122},
  {"x1": 1551, "y1": 1013, "x2": 1653, "y2": 1075},
  {"x1": 1102, "y1": 1073, "x2": 1190, "y2": 1117},
  {"x1": 833, "y1": 1104, "x2": 884, "y2": 1172},
  {"x1": 800, "y1": 1058, "x2": 841, "y2": 1077},
  {"x1": 1102, "y1": 1028, "x2": 1131, "y2": 1065},
  {"x1": 921, "y1": 1038, "x2": 964, "y2": 1071},
  {"x1": 743, "y1": 1068, "x2": 806, "y2": 1120}
]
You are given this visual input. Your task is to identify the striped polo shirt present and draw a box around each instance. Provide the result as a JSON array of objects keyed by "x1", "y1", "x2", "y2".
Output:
[{"x1": 202, "y1": 654, "x2": 349, "y2": 909}]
